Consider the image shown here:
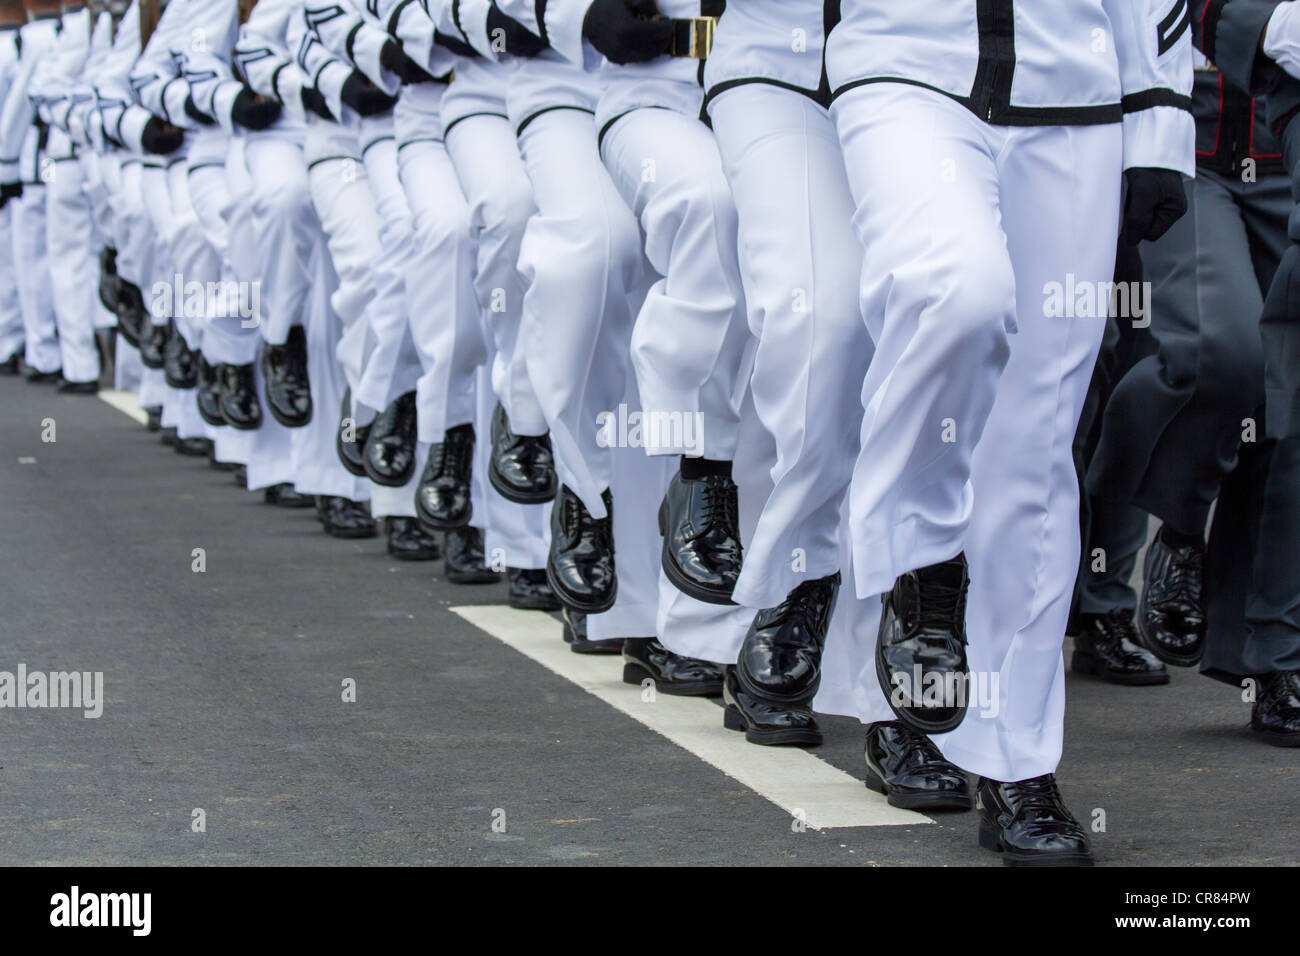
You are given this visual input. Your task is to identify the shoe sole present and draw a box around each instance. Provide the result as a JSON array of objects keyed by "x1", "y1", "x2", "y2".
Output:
[
  {"x1": 1136, "y1": 613, "x2": 1204, "y2": 668},
  {"x1": 415, "y1": 500, "x2": 473, "y2": 532},
  {"x1": 657, "y1": 499, "x2": 738, "y2": 606},
  {"x1": 546, "y1": 561, "x2": 617, "y2": 615},
  {"x1": 1070, "y1": 650, "x2": 1170, "y2": 685},
  {"x1": 364, "y1": 462, "x2": 417, "y2": 488},
  {"x1": 198, "y1": 400, "x2": 226, "y2": 428},
  {"x1": 721, "y1": 703, "x2": 822, "y2": 745},
  {"x1": 489, "y1": 459, "x2": 557, "y2": 504},
  {"x1": 387, "y1": 547, "x2": 440, "y2": 561},
  {"x1": 623, "y1": 662, "x2": 722, "y2": 698},
  {"x1": 165, "y1": 373, "x2": 198, "y2": 390},
  {"x1": 510, "y1": 596, "x2": 562, "y2": 612},
  {"x1": 1254, "y1": 727, "x2": 1300, "y2": 747},
  {"x1": 570, "y1": 639, "x2": 624, "y2": 655},
  {"x1": 326, "y1": 526, "x2": 378, "y2": 539},
  {"x1": 863, "y1": 767, "x2": 973, "y2": 811},
  {"x1": 978, "y1": 822, "x2": 1094, "y2": 866},
  {"x1": 875, "y1": 645, "x2": 968, "y2": 736}
]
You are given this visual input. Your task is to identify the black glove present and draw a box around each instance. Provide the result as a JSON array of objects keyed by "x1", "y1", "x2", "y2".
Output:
[
  {"x1": 1121, "y1": 167, "x2": 1187, "y2": 244},
  {"x1": 184, "y1": 94, "x2": 216, "y2": 126},
  {"x1": 141, "y1": 116, "x2": 184, "y2": 154},
  {"x1": 300, "y1": 85, "x2": 334, "y2": 120},
  {"x1": 582, "y1": 0, "x2": 672, "y2": 64},
  {"x1": 486, "y1": 5, "x2": 547, "y2": 57},
  {"x1": 230, "y1": 87, "x2": 283, "y2": 130},
  {"x1": 380, "y1": 39, "x2": 434, "y2": 83},
  {"x1": 0, "y1": 181, "x2": 21, "y2": 209},
  {"x1": 341, "y1": 70, "x2": 398, "y2": 116}
]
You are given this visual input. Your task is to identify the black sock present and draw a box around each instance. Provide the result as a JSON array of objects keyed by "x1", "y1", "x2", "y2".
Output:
[
  {"x1": 445, "y1": 422, "x2": 474, "y2": 441},
  {"x1": 1159, "y1": 523, "x2": 1203, "y2": 549},
  {"x1": 680, "y1": 456, "x2": 732, "y2": 480}
]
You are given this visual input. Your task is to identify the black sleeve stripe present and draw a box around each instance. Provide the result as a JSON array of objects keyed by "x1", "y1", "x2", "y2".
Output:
[
  {"x1": 1121, "y1": 88, "x2": 1193, "y2": 113},
  {"x1": 1158, "y1": 0, "x2": 1191, "y2": 56}
]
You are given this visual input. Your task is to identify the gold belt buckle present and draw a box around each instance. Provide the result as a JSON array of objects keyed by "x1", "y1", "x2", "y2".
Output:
[{"x1": 670, "y1": 16, "x2": 716, "y2": 60}]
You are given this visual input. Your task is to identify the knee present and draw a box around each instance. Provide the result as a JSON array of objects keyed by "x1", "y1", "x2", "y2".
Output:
[
  {"x1": 478, "y1": 179, "x2": 534, "y2": 248},
  {"x1": 414, "y1": 205, "x2": 472, "y2": 258},
  {"x1": 1196, "y1": 330, "x2": 1265, "y2": 408},
  {"x1": 907, "y1": 246, "x2": 1016, "y2": 357},
  {"x1": 253, "y1": 175, "x2": 312, "y2": 224}
]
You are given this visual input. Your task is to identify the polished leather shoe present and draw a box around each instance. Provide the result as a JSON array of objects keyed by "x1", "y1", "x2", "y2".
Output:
[
  {"x1": 335, "y1": 389, "x2": 371, "y2": 477},
  {"x1": 561, "y1": 607, "x2": 624, "y2": 655},
  {"x1": 26, "y1": 367, "x2": 61, "y2": 384},
  {"x1": 737, "y1": 573, "x2": 839, "y2": 706},
  {"x1": 386, "y1": 516, "x2": 441, "y2": 560},
  {"x1": 218, "y1": 362, "x2": 263, "y2": 430},
  {"x1": 877, "y1": 553, "x2": 971, "y2": 735},
  {"x1": 444, "y1": 526, "x2": 501, "y2": 584},
  {"x1": 488, "y1": 403, "x2": 557, "y2": 503},
  {"x1": 864, "y1": 721, "x2": 972, "y2": 810},
  {"x1": 145, "y1": 406, "x2": 162, "y2": 432},
  {"x1": 623, "y1": 637, "x2": 723, "y2": 697},
  {"x1": 508, "y1": 567, "x2": 561, "y2": 610},
  {"x1": 159, "y1": 425, "x2": 178, "y2": 446},
  {"x1": 174, "y1": 436, "x2": 211, "y2": 457},
  {"x1": 164, "y1": 322, "x2": 199, "y2": 388},
  {"x1": 98, "y1": 246, "x2": 121, "y2": 314},
  {"x1": 115, "y1": 281, "x2": 148, "y2": 349},
  {"x1": 1072, "y1": 609, "x2": 1169, "y2": 686},
  {"x1": 722, "y1": 665, "x2": 822, "y2": 745},
  {"x1": 658, "y1": 471, "x2": 743, "y2": 604},
  {"x1": 0, "y1": 352, "x2": 20, "y2": 375},
  {"x1": 262, "y1": 325, "x2": 312, "y2": 427},
  {"x1": 1251, "y1": 670, "x2": 1300, "y2": 747},
  {"x1": 139, "y1": 321, "x2": 168, "y2": 370},
  {"x1": 547, "y1": 485, "x2": 616, "y2": 614},
  {"x1": 364, "y1": 391, "x2": 418, "y2": 487},
  {"x1": 1139, "y1": 524, "x2": 1206, "y2": 667},
  {"x1": 263, "y1": 483, "x2": 313, "y2": 507},
  {"x1": 56, "y1": 378, "x2": 99, "y2": 395},
  {"x1": 317, "y1": 496, "x2": 378, "y2": 539},
  {"x1": 977, "y1": 774, "x2": 1093, "y2": 866},
  {"x1": 415, "y1": 425, "x2": 474, "y2": 530},
  {"x1": 196, "y1": 356, "x2": 225, "y2": 427}
]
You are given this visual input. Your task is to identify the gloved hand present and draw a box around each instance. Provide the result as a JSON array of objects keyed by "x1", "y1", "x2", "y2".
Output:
[
  {"x1": 380, "y1": 39, "x2": 434, "y2": 83},
  {"x1": 301, "y1": 85, "x2": 334, "y2": 120},
  {"x1": 141, "y1": 116, "x2": 185, "y2": 154},
  {"x1": 231, "y1": 88, "x2": 283, "y2": 130},
  {"x1": 1122, "y1": 167, "x2": 1187, "y2": 244},
  {"x1": 486, "y1": 5, "x2": 547, "y2": 57},
  {"x1": 185, "y1": 94, "x2": 216, "y2": 126},
  {"x1": 0, "y1": 181, "x2": 21, "y2": 209},
  {"x1": 341, "y1": 70, "x2": 397, "y2": 115},
  {"x1": 582, "y1": 0, "x2": 672, "y2": 64}
]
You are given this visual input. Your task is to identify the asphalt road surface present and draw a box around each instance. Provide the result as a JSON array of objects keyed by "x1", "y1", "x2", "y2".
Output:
[{"x1": 2, "y1": 373, "x2": 1297, "y2": 866}]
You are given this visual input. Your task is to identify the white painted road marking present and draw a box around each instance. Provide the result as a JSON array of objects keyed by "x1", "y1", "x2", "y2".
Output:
[
  {"x1": 99, "y1": 389, "x2": 149, "y2": 426},
  {"x1": 452, "y1": 604, "x2": 930, "y2": 830}
]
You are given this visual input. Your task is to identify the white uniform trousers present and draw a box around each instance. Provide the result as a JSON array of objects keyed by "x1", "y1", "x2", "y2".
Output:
[
  {"x1": 834, "y1": 84, "x2": 1122, "y2": 781},
  {"x1": 708, "y1": 84, "x2": 872, "y2": 610},
  {"x1": 45, "y1": 150, "x2": 103, "y2": 383},
  {"x1": 599, "y1": 80, "x2": 752, "y2": 460},
  {"x1": 120, "y1": 160, "x2": 167, "y2": 411},
  {"x1": 12, "y1": 184, "x2": 59, "y2": 374},
  {"x1": 0, "y1": 203, "x2": 23, "y2": 362}
]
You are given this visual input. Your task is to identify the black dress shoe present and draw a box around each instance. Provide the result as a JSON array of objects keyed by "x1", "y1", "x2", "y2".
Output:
[
  {"x1": 864, "y1": 721, "x2": 973, "y2": 810},
  {"x1": 196, "y1": 356, "x2": 225, "y2": 427},
  {"x1": 386, "y1": 516, "x2": 441, "y2": 560},
  {"x1": 508, "y1": 568, "x2": 561, "y2": 610},
  {"x1": 336, "y1": 388, "x2": 371, "y2": 477},
  {"x1": 139, "y1": 321, "x2": 168, "y2": 370},
  {"x1": 0, "y1": 352, "x2": 21, "y2": 375},
  {"x1": 977, "y1": 774, "x2": 1094, "y2": 866},
  {"x1": 165, "y1": 321, "x2": 197, "y2": 390},
  {"x1": 623, "y1": 638, "x2": 724, "y2": 697},
  {"x1": 1071, "y1": 609, "x2": 1169, "y2": 686},
  {"x1": 561, "y1": 607, "x2": 624, "y2": 655},
  {"x1": 263, "y1": 482, "x2": 312, "y2": 507},
  {"x1": 364, "y1": 391, "x2": 418, "y2": 487},
  {"x1": 261, "y1": 325, "x2": 312, "y2": 427},
  {"x1": 174, "y1": 436, "x2": 211, "y2": 457},
  {"x1": 98, "y1": 246, "x2": 121, "y2": 314},
  {"x1": 25, "y1": 367, "x2": 61, "y2": 384},
  {"x1": 658, "y1": 471, "x2": 743, "y2": 605},
  {"x1": 1251, "y1": 670, "x2": 1300, "y2": 747},
  {"x1": 415, "y1": 425, "x2": 474, "y2": 529},
  {"x1": 56, "y1": 378, "x2": 99, "y2": 395},
  {"x1": 115, "y1": 281, "x2": 148, "y2": 349},
  {"x1": 444, "y1": 526, "x2": 501, "y2": 584},
  {"x1": 317, "y1": 496, "x2": 378, "y2": 538},
  {"x1": 218, "y1": 362, "x2": 262, "y2": 430},
  {"x1": 207, "y1": 443, "x2": 236, "y2": 471},
  {"x1": 738, "y1": 573, "x2": 839, "y2": 703},
  {"x1": 546, "y1": 485, "x2": 616, "y2": 614},
  {"x1": 159, "y1": 425, "x2": 178, "y2": 446},
  {"x1": 722, "y1": 665, "x2": 822, "y2": 745},
  {"x1": 877, "y1": 553, "x2": 971, "y2": 735},
  {"x1": 1139, "y1": 524, "x2": 1206, "y2": 667},
  {"x1": 488, "y1": 403, "x2": 557, "y2": 503},
  {"x1": 145, "y1": 406, "x2": 162, "y2": 432}
]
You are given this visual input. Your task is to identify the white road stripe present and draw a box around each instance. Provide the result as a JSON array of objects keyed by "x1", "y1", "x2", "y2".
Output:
[
  {"x1": 98, "y1": 389, "x2": 149, "y2": 426},
  {"x1": 452, "y1": 604, "x2": 930, "y2": 830}
]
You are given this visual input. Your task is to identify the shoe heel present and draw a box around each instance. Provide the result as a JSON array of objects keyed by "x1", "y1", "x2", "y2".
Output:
[
  {"x1": 978, "y1": 821, "x2": 1004, "y2": 853},
  {"x1": 1069, "y1": 649, "x2": 1097, "y2": 676},
  {"x1": 622, "y1": 663, "x2": 650, "y2": 687},
  {"x1": 722, "y1": 705, "x2": 746, "y2": 732},
  {"x1": 863, "y1": 767, "x2": 887, "y2": 796}
]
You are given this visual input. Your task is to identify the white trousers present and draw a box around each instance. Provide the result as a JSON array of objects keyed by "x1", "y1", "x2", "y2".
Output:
[
  {"x1": 12, "y1": 185, "x2": 59, "y2": 373},
  {"x1": 709, "y1": 84, "x2": 873, "y2": 610},
  {"x1": 833, "y1": 84, "x2": 1122, "y2": 780},
  {"x1": 0, "y1": 203, "x2": 24, "y2": 362},
  {"x1": 515, "y1": 106, "x2": 646, "y2": 518},
  {"x1": 45, "y1": 155, "x2": 105, "y2": 382},
  {"x1": 599, "y1": 87, "x2": 752, "y2": 460}
]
